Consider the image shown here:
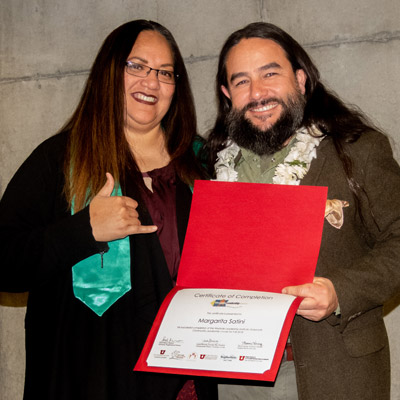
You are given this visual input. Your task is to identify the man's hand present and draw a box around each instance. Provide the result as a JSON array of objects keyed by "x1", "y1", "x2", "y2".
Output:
[
  {"x1": 89, "y1": 173, "x2": 157, "y2": 242},
  {"x1": 282, "y1": 277, "x2": 339, "y2": 321}
]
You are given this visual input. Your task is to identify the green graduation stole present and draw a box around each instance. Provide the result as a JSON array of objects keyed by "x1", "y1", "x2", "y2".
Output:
[
  {"x1": 72, "y1": 187, "x2": 131, "y2": 317},
  {"x1": 71, "y1": 138, "x2": 203, "y2": 316}
]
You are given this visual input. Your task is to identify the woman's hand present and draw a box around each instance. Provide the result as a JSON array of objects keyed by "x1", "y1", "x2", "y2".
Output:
[{"x1": 89, "y1": 173, "x2": 157, "y2": 242}]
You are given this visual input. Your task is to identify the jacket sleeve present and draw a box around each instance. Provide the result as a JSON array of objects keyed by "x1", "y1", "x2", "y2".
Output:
[
  {"x1": 326, "y1": 132, "x2": 400, "y2": 331},
  {"x1": 0, "y1": 135, "x2": 106, "y2": 292}
]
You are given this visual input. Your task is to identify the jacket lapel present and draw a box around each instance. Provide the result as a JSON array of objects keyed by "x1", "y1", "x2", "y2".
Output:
[{"x1": 301, "y1": 139, "x2": 329, "y2": 186}]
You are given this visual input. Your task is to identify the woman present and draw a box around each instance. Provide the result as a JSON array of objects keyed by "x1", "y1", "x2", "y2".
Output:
[{"x1": 0, "y1": 20, "x2": 216, "y2": 400}]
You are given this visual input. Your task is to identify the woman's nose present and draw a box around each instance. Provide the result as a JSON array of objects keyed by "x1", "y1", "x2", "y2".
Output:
[{"x1": 141, "y1": 70, "x2": 160, "y2": 89}]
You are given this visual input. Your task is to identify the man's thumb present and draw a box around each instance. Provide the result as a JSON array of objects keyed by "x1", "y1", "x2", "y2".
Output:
[{"x1": 97, "y1": 172, "x2": 115, "y2": 197}]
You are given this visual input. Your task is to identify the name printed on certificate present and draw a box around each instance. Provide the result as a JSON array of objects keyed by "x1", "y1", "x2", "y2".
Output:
[{"x1": 147, "y1": 288, "x2": 296, "y2": 374}]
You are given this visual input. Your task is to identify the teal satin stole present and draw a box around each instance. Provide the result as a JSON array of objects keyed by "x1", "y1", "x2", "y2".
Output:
[
  {"x1": 72, "y1": 187, "x2": 131, "y2": 317},
  {"x1": 71, "y1": 138, "x2": 203, "y2": 316}
]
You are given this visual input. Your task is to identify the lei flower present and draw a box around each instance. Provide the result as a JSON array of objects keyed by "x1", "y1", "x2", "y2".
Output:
[
  {"x1": 214, "y1": 139, "x2": 240, "y2": 182},
  {"x1": 215, "y1": 126, "x2": 324, "y2": 184}
]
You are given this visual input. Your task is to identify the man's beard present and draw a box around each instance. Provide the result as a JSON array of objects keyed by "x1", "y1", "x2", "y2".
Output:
[{"x1": 224, "y1": 89, "x2": 306, "y2": 156}]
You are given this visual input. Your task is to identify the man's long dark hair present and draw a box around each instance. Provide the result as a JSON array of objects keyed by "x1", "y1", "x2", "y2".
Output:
[{"x1": 205, "y1": 22, "x2": 382, "y2": 224}]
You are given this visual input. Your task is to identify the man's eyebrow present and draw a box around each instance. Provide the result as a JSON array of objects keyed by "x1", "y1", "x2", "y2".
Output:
[
  {"x1": 229, "y1": 62, "x2": 283, "y2": 84},
  {"x1": 230, "y1": 72, "x2": 248, "y2": 84},
  {"x1": 127, "y1": 56, "x2": 173, "y2": 69},
  {"x1": 258, "y1": 62, "x2": 282, "y2": 72}
]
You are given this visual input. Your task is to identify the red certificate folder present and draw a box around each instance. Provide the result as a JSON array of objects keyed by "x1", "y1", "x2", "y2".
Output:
[{"x1": 135, "y1": 180, "x2": 327, "y2": 381}]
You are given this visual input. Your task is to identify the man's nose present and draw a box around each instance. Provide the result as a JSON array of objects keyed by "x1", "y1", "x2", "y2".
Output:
[{"x1": 249, "y1": 78, "x2": 268, "y2": 100}]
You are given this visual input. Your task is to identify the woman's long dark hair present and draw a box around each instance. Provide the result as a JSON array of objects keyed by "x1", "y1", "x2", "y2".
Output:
[
  {"x1": 63, "y1": 20, "x2": 203, "y2": 211},
  {"x1": 205, "y1": 22, "x2": 382, "y2": 223}
]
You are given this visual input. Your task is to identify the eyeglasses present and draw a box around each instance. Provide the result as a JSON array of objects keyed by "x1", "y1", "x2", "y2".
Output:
[{"x1": 125, "y1": 61, "x2": 178, "y2": 85}]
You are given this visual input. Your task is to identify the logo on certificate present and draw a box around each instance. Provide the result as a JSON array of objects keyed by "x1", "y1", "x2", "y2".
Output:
[
  {"x1": 211, "y1": 299, "x2": 227, "y2": 307},
  {"x1": 211, "y1": 299, "x2": 242, "y2": 308},
  {"x1": 199, "y1": 354, "x2": 218, "y2": 360},
  {"x1": 171, "y1": 350, "x2": 185, "y2": 360}
]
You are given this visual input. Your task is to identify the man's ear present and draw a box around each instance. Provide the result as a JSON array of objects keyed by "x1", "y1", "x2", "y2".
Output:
[
  {"x1": 295, "y1": 69, "x2": 307, "y2": 95},
  {"x1": 221, "y1": 85, "x2": 231, "y2": 100}
]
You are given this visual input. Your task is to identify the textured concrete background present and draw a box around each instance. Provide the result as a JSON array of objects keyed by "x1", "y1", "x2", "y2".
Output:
[{"x1": 1, "y1": 0, "x2": 399, "y2": 398}]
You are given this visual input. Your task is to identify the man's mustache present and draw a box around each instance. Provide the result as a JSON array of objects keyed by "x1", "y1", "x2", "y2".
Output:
[{"x1": 242, "y1": 97, "x2": 286, "y2": 113}]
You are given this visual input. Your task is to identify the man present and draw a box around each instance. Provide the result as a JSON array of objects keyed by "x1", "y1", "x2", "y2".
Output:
[{"x1": 205, "y1": 22, "x2": 400, "y2": 400}]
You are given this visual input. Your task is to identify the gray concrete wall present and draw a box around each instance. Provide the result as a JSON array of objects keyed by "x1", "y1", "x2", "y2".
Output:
[{"x1": 0, "y1": 0, "x2": 399, "y2": 399}]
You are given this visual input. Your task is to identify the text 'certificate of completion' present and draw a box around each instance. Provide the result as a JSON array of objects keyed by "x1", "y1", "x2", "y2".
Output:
[{"x1": 147, "y1": 288, "x2": 296, "y2": 374}]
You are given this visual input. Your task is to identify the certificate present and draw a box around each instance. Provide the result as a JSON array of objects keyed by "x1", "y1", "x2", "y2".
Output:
[
  {"x1": 135, "y1": 180, "x2": 327, "y2": 381},
  {"x1": 147, "y1": 288, "x2": 296, "y2": 374}
]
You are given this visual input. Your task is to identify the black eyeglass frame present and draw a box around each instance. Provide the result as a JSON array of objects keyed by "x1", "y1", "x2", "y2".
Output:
[{"x1": 125, "y1": 61, "x2": 179, "y2": 85}]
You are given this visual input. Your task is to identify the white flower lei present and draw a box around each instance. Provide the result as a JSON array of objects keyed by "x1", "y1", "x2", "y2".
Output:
[{"x1": 214, "y1": 125, "x2": 324, "y2": 185}]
